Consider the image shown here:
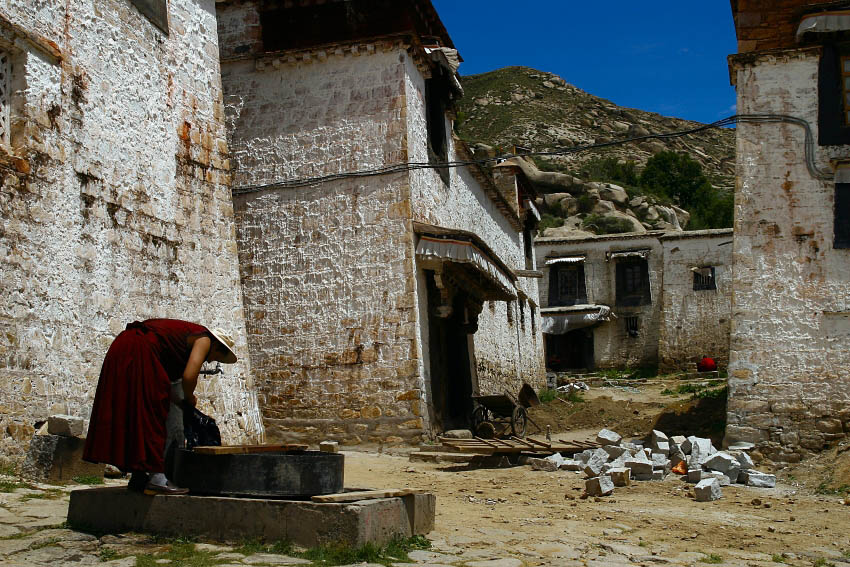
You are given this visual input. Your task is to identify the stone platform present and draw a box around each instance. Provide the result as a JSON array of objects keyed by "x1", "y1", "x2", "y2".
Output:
[{"x1": 67, "y1": 487, "x2": 435, "y2": 546}]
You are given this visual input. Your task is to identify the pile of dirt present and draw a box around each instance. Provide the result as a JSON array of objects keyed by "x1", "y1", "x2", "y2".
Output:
[
  {"x1": 780, "y1": 438, "x2": 850, "y2": 494},
  {"x1": 528, "y1": 386, "x2": 727, "y2": 446}
]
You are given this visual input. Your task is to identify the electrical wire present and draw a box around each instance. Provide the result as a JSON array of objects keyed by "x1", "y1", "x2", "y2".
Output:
[{"x1": 230, "y1": 113, "x2": 834, "y2": 196}]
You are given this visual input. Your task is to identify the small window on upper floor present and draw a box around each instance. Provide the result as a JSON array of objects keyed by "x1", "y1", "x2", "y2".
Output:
[
  {"x1": 615, "y1": 258, "x2": 651, "y2": 307},
  {"x1": 425, "y1": 72, "x2": 449, "y2": 185},
  {"x1": 692, "y1": 266, "x2": 717, "y2": 291},
  {"x1": 0, "y1": 49, "x2": 10, "y2": 150},
  {"x1": 548, "y1": 260, "x2": 587, "y2": 307},
  {"x1": 835, "y1": 182, "x2": 850, "y2": 248},
  {"x1": 818, "y1": 43, "x2": 850, "y2": 145},
  {"x1": 130, "y1": 0, "x2": 169, "y2": 34}
]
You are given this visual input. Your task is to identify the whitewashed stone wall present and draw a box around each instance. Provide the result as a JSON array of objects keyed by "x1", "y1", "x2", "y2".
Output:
[
  {"x1": 658, "y1": 231, "x2": 733, "y2": 371},
  {"x1": 536, "y1": 231, "x2": 732, "y2": 372},
  {"x1": 404, "y1": 55, "x2": 545, "y2": 398},
  {"x1": 728, "y1": 49, "x2": 850, "y2": 461},
  {"x1": 536, "y1": 234, "x2": 664, "y2": 369},
  {"x1": 0, "y1": 0, "x2": 263, "y2": 460},
  {"x1": 223, "y1": 48, "x2": 425, "y2": 444}
]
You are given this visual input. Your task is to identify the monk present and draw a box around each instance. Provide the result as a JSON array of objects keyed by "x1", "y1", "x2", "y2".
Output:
[{"x1": 83, "y1": 319, "x2": 237, "y2": 495}]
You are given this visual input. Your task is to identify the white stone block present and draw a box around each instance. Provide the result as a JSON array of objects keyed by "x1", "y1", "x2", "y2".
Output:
[
  {"x1": 651, "y1": 430, "x2": 669, "y2": 445},
  {"x1": 703, "y1": 452, "x2": 738, "y2": 473},
  {"x1": 319, "y1": 441, "x2": 339, "y2": 453},
  {"x1": 687, "y1": 468, "x2": 703, "y2": 483},
  {"x1": 585, "y1": 475, "x2": 615, "y2": 496},
  {"x1": 609, "y1": 467, "x2": 631, "y2": 487},
  {"x1": 624, "y1": 459, "x2": 653, "y2": 476},
  {"x1": 558, "y1": 459, "x2": 583, "y2": 471},
  {"x1": 653, "y1": 441, "x2": 670, "y2": 455},
  {"x1": 544, "y1": 453, "x2": 566, "y2": 468},
  {"x1": 529, "y1": 458, "x2": 559, "y2": 472},
  {"x1": 745, "y1": 471, "x2": 776, "y2": 488},
  {"x1": 705, "y1": 471, "x2": 732, "y2": 486},
  {"x1": 730, "y1": 449, "x2": 755, "y2": 469},
  {"x1": 603, "y1": 445, "x2": 629, "y2": 459},
  {"x1": 596, "y1": 429, "x2": 622, "y2": 446},
  {"x1": 694, "y1": 478, "x2": 722, "y2": 501}
]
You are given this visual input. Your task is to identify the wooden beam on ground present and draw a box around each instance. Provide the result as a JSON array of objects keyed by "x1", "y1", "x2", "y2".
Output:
[
  {"x1": 193, "y1": 444, "x2": 308, "y2": 455},
  {"x1": 311, "y1": 488, "x2": 424, "y2": 503}
]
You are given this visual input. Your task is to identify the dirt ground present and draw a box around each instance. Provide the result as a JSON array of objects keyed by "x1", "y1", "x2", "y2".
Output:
[{"x1": 342, "y1": 381, "x2": 850, "y2": 566}]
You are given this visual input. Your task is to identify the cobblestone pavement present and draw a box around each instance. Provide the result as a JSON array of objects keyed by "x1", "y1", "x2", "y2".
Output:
[{"x1": 2, "y1": 450, "x2": 850, "y2": 567}]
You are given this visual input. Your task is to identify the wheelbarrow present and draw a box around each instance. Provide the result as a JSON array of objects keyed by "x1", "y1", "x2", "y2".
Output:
[{"x1": 471, "y1": 383, "x2": 541, "y2": 439}]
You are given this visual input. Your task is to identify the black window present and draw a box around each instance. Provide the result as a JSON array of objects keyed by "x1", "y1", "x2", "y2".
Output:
[
  {"x1": 615, "y1": 259, "x2": 651, "y2": 306},
  {"x1": 425, "y1": 73, "x2": 449, "y2": 185},
  {"x1": 625, "y1": 316, "x2": 639, "y2": 337},
  {"x1": 836, "y1": 183, "x2": 850, "y2": 248},
  {"x1": 818, "y1": 43, "x2": 850, "y2": 146},
  {"x1": 693, "y1": 267, "x2": 717, "y2": 291},
  {"x1": 130, "y1": 0, "x2": 168, "y2": 34},
  {"x1": 548, "y1": 264, "x2": 587, "y2": 306}
]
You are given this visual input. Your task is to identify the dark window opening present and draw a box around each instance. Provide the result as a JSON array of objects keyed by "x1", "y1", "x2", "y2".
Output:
[
  {"x1": 425, "y1": 73, "x2": 449, "y2": 185},
  {"x1": 548, "y1": 263, "x2": 587, "y2": 307},
  {"x1": 531, "y1": 306, "x2": 537, "y2": 335},
  {"x1": 693, "y1": 267, "x2": 717, "y2": 291},
  {"x1": 506, "y1": 301, "x2": 514, "y2": 326},
  {"x1": 818, "y1": 43, "x2": 850, "y2": 146},
  {"x1": 625, "y1": 316, "x2": 639, "y2": 337},
  {"x1": 519, "y1": 300, "x2": 526, "y2": 331},
  {"x1": 130, "y1": 0, "x2": 168, "y2": 34},
  {"x1": 523, "y1": 226, "x2": 534, "y2": 270},
  {"x1": 615, "y1": 259, "x2": 651, "y2": 306},
  {"x1": 835, "y1": 182, "x2": 850, "y2": 248}
]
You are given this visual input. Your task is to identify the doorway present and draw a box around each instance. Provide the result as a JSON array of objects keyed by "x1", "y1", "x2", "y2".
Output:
[{"x1": 545, "y1": 329, "x2": 595, "y2": 371}]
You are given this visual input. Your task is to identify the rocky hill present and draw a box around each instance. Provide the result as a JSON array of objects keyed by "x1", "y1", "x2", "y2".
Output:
[{"x1": 456, "y1": 67, "x2": 736, "y2": 237}]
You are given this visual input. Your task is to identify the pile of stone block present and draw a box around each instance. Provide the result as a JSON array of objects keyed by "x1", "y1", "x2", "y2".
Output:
[
  {"x1": 22, "y1": 415, "x2": 102, "y2": 483},
  {"x1": 527, "y1": 428, "x2": 776, "y2": 501}
]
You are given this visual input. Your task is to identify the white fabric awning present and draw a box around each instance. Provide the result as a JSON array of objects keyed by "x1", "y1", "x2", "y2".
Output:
[
  {"x1": 416, "y1": 236, "x2": 515, "y2": 297},
  {"x1": 541, "y1": 305, "x2": 613, "y2": 335},
  {"x1": 797, "y1": 11, "x2": 850, "y2": 41},
  {"x1": 545, "y1": 256, "x2": 585, "y2": 265},
  {"x1": 609, "y1": 249, "x2": 649, "y2": 260}
]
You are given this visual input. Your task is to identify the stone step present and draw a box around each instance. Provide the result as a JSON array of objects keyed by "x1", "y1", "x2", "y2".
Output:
[{"x1": 409, "y1": 451, "x2": 479, "y2": 463}]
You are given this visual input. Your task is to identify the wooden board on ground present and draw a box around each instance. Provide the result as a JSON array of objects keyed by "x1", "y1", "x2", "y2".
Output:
[
  {"x1": 311, "y1": 488, "x2": 425, "y2": 503},
  {"x1": 438, "y1": 436, "x2": 598, "y2": 456},
  {"x1": 193, "y1": 444, "x2": 309, "y2": 455}
]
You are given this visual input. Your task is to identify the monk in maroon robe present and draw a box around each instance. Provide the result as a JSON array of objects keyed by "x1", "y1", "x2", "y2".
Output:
[{"x1": 83, "y1": 319, "x2": 237, "y2": 494}]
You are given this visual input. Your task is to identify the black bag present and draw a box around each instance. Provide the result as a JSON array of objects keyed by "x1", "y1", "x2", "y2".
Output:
[{"x1": 183, "y1": 405, "x2": 222, "y2": 450}]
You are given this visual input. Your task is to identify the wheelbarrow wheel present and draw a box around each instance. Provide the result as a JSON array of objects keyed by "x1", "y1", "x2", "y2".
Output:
[
  {"x1": 511, "y1": 406, "x2": 527, "y2": 438},
  {"x1": 472, "y1": 405, "x2": 493, "y2": 438}
]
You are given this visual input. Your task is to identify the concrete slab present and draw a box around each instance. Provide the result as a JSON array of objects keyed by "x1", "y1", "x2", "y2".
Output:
[{"x1": 67, "y1": 487, "x2": 435, "y2": 546}]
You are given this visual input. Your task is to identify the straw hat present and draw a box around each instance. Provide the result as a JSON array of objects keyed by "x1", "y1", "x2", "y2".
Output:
[{"x1": 207, "y1": 328, "x2": 237, "y2": 364}]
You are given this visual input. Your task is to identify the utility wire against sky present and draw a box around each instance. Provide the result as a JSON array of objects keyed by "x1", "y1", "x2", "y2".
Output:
[{"x1": 230, "y1": 114, "x2": 830, "y2": 197}]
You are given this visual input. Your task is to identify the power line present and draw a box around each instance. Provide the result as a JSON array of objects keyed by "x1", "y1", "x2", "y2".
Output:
[{"x1": 230, "y1": 113, "x2": 832, "y2": 196}]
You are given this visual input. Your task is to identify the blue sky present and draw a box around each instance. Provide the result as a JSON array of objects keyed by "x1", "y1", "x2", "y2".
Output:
[{"x1": 431, "y1": 1, "x2": 738, "y2": 125}]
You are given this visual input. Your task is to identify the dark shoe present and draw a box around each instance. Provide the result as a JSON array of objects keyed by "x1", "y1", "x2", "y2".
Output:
[
  {"x1": 143, "y1": 480, "x2": 189, "y2": 496},
  {"x1": 127, "y1": 472, "x2": 150, "y2": 493}
]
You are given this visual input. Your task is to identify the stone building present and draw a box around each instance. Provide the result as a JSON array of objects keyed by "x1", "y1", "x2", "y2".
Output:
[
  {"x1": 217, "y1": 0, "x2": 545, "y2": 444},
  {"x1": 0, "y1": 0, "x2": 264, "y2": 459},
  {"x1": 535, "y1": 229, "x2": 732, "y2": 372},
  {"x1": 727, "y1": 0, "x2": 850, "y2": 460}
]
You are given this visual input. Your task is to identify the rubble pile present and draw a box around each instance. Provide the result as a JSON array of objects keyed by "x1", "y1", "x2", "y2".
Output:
[{"x1": 528, "y1": 428, "x2": 777, "y2": 501}]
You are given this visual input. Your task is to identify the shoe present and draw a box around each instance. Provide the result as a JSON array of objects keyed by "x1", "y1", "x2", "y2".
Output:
[
  {"x1": 143, "y1": 480, "x2": 189, "y2": 496},
  {"x1": 127, "y1": 472, "x2": 150, "y2": 493}
]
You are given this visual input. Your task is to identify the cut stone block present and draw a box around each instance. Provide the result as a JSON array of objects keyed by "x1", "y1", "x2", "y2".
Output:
[
  {"x1": 671, "y1": 435, "x2": 688, "y2": 452},
  {"x1": 442, "y1": 429, "x2": 473, "y2": 439},
  {"x1": 728, "y1": 442, "x2": 755, "y2": 451},
  {"x1": 624, "y1": 459, "x2": 653, "y2": 476},
  {"x1": 694, "y1": 478, "x2": 722, "y2": 502},
  {"x1": 319, "y1": 441, "x2": 339, "y2": 453},
  {"x1": 651, "y1": 453, "x2": 670, "y2": 468},
  {"x1": 650, "y1": 470, "x2": 667, "y2": 481},
  {"x1": 47, "y1": 415, "x2": 85, "y2": 437},
  {"x1": 575, "y1": 450, "x2": 593, "y2": 464},
  {"x1": 651, "y1": 430, "x2": 669, "y2": 445},
  {"x1": 670, "y1": 449, "x2": 686, "y2": 465},
  {"x1": 603, "y1": 445, "x2": 629, "y2": 459},
  {"x1": 730, "y1": 450, "x2": 755, "y2": 469},
  {"x1": 596, "y1": 429, "x2": 622, "y2": 446},
  {"x1": 745, "y1": 471, "x2": 776, "y2": 488},
  {"x1": 705, "y1": 471, "x2": 732, "y2": 486},
  {"x1": 644, "y1": 448, "x2": 652, "y2": 459},
  {"x1": 602, "y1": 455, "x2": 627, "y2": 474},
  {"x1": 653, "y1": 442, "x2": 670, "y2": 456},
  {"x1": 688, "y1": 437, "x2": 714, "y2": 466},
  {"x1": 632, "y1": 473, "x2": 653, "y2": 481},
  {"x1": 687, "y1": 468, "x2": 702, "y2": 483},
  {"x1": 544, "y1": 453, "x2": 566, "y2": 468},
  {"x1": 558, "y1": 460, "x2": 583, "y2": 471},
  {"x1": 23, "y1": 434, "x2": 103, "y2": 482},
  {"x1": 609, "y1": 467, "x2": 631, "y2": 487},
  {"x1": 67, "y1": 486, "x2": 434, "y2": 546},
  {"x1": 529, "y1": 458, "x2": 559, "y2": 472},
  {"x1": 585, "y1": 475, "x2": 615, "y2": 496},
  {"x1": 703, "y1": 452, "x2": 738, "y2": 474},
  {"x1": 583, "y1": 454, "x2": 608, "y2": 477}
]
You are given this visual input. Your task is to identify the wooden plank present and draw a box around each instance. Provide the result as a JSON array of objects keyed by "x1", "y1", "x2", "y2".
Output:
[
  {"x1": 472, "y1": 436, "x2": 500, "y2": 448},
  {"x1": 525, "y1": 437, "x2": 551, "y2": 449},
  {"x1": 510, "y1": 436, "x2": 535, "y2": 448},
  {"x1": 193, "y1": 444, "x2": 308, "y2": 455},
  {"x1": 312, "y1": 488, "x2": 425, "y2": 503}
]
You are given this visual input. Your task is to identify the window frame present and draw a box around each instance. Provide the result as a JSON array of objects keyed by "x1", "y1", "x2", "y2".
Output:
[
  {"x1": 835, "y1": 182, "x2": 850, "y2": 248},
  {"x1": 615, "y1": 258, "x2": 651, "y2": 307},
  {"x1": 818, "y1": 43, "x2": 850, "y2": 146},
  {"x1": 548, "y1": 262, "x2": 587, "y2": 307},
  {"x1": 693, "y1": 266, "x2": 717, "y2": 291},
  {"x1": 130, "y1": 0, "x2": 169, "y2": 35}
]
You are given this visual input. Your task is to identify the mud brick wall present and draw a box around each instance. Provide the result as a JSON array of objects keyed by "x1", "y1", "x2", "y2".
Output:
[
  {"x1": 657, "y1": 230, "x2": 733, "y2": 372},
  {"x1": 0, "y1": 0, "x2": 263, "y2": 461},
  {"x1": 404, "y1": 56, "x2": 546, "y2": 398},
  {"x1": 731, "y1": 0, "x2": 835, "y2": 53},
  {"x1": 728, "y1": 49, "x2": 850, "y2": 461},
  {"x1": 223, "y1": 48, "x2": 427, "y2": 445}
]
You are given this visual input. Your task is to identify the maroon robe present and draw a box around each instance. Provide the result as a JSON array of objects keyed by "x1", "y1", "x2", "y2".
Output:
[{"x1": 83, "y1": 319, "x2": 209, "y2": 472}]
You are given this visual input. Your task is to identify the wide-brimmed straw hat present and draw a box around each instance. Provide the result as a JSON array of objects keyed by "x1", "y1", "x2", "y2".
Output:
[{"x1": 207, "y1": 328, "x2": 238, "y2": 364}]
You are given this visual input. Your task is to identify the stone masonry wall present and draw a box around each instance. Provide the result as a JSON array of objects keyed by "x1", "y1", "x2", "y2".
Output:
[
  {"x1": 658, "y1": 231, "x2": 733, "y2": 372},
  {"x1": 728, "y1": 50, "x2": 850, "y2": 461},
  {"x1": 404, "y1": 55, "x2": 545, "y2": 399},
  {"x1": 0, "y1": 0, "x2": 263, "y2": 461},
  {"x1": 223, "y1": 48, "x2": 426, "y2": 445}
]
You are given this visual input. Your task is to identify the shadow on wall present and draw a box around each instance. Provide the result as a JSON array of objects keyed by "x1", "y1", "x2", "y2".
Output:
[{"x1": 651, "y1": 390, "x2": 728, "y2": 448}]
